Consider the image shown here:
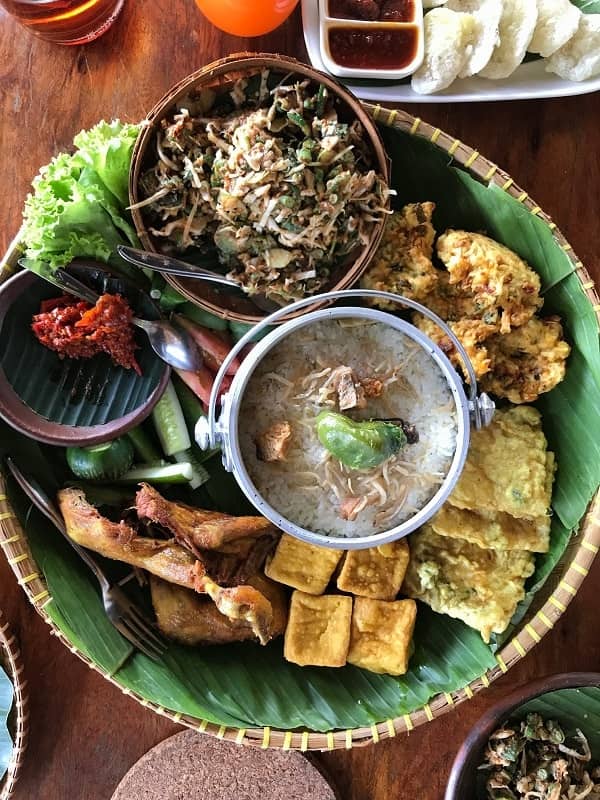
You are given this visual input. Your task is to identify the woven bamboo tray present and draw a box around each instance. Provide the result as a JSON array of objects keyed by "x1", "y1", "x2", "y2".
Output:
[
  {"x1": 1, "y1": 105, "x2": 599, "y2": 751},
  {"x1": 0, "y1": 610, "x2": 28, "y2": 800}
]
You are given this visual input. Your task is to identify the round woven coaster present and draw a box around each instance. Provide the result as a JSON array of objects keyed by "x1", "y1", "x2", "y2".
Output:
[{"x1": 110, "y1": 730, "x2": 338, "y2": 800}]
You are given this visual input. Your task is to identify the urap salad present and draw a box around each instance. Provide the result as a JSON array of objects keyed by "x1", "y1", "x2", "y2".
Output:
[{"x1": 132, "y1": 70, "x2": 391, "y2": 302}]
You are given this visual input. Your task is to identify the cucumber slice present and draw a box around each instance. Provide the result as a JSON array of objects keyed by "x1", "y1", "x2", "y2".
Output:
[
  {"x1": 180, "y1": 302, "x2": 229, "y2": 331},
  {"x1": 126, "y1": 425, "x2": 161, "y2": 463},
  {"x1": 117, "y1": 463, "x2": 193, "y2": 484},
  {"x1": 152, "y1": 380, "x2": 191, "y2": 456},
  {"x1": 173, "y1": 376, "x2": 220, "y2": 462},
  {"x1": 173, "y1": 449, "x2": 210, "y2": 489},
  {"x1": 66, "y1": 438, "x2": 134, "y2": 480}
]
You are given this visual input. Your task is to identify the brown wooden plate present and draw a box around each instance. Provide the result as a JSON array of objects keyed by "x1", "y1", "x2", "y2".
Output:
[{"x1": 0, "y1": 264, "x2": 170, "y2": 446}]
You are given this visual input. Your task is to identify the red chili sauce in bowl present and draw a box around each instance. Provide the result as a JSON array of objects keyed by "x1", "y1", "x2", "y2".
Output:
[
  {"x1": 328, "y1": 0, "x2": 414, "y2": 21},
  {"x1": 328, "y1": 26, "x2": 419, "y2": 70},
  {"x1": 32, "y1": 293, "x2": 141, "y2": 374}
]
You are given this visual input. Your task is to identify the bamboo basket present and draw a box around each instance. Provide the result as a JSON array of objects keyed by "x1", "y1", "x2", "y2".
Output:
[
  {"x1": 128, "y1": 53, "x2": 390, "y2": 325},
  {"x1": 1, "y1": 105, "x2": 599, "y2": 751},
  {"x1": 0, "y1": 610, "x2": 28, "y2": 800}
]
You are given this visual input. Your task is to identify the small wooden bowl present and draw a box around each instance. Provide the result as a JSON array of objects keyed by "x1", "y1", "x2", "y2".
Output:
[
  {"x1": 0, "y1": 261, "x2": 170, "y2": 446},
  {"x1": 445, "y1": 672, "x2": 600, "y2": 800},
  {"x1": 128, "y1": 52, "x2": 390, "y2": 325}
]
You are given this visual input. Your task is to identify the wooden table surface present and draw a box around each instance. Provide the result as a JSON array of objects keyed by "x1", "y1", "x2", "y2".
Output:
[{"x1": 0, "y1": 2, "x2": 599, "y2": 798}]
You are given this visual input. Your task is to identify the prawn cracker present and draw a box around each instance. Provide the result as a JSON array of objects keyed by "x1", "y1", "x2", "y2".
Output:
[
  {"x1": 529, "y1": 0, "x2": 581, "y2": 58},
  {"x1": 446, "y1": 0, "x2": 503, "y2": 78},
  {"x1": 403, "y1": 526, "x2": 535, "y2": 642},
  {"x1": 447, "y1": 406, "x2": 551, "y2": 519},
  {"x1": 479, "y1": 0, "x2": 538, "y2": 79},
  {"x1": 546, "y1": 14, "x2": 600, "y2": 84},
  {"x1": 411, "y1": 9, "x2": 478, "y2": 95}
]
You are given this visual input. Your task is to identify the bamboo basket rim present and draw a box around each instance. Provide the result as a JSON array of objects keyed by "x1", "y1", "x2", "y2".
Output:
[
  {"x1": 0, "y1": 610, "x2": 28, "y2": 800},
  {"x1": 128, "y1": 52, "x2": 390, "y2": 325},
  {"x1": 1, "y1": 103, "x2": 599, "y2": 751}
]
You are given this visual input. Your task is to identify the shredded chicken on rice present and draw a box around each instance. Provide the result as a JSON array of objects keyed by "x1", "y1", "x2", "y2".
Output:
[{"x1": 278, "y1": 352, "x2": 445, "y2": 527}]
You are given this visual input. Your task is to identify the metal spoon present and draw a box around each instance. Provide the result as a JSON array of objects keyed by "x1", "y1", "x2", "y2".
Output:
[
  {"x1": 53, "y1": 268, "x2": 204, "y2": 372},
  {"x1": 117, "y1": 245, "x2": 240, "y2": 287},
  {"x1": 117, "y1": 245, "x2": 283, "y2": 313}
]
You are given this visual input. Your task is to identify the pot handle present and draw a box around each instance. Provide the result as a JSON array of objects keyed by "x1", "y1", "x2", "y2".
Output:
[{"x1": 196, "y1": 289, "x2": 495, "y2": 451}]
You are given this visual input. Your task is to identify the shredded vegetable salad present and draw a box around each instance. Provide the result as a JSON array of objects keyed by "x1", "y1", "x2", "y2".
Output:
[{"x1": 134, "y1": 70, "x2": 391, "y2": 301}]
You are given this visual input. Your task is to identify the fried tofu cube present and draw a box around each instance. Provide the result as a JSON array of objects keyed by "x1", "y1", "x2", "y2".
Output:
[
  {"x1": 336, "y1": 540, "x2": 410, "y2": 600},
  {"x1": 265, "y1": 534, "x2": 343, "y2": 595},
  {"x1": 284, "y1": 592, "x2": 353, "y2": 667},
  {"x1": 347, "y1": 598, "x2": 417, "y2": 675}
]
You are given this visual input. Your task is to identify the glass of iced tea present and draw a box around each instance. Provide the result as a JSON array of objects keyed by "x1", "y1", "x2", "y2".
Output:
[{"x1": 0, "y1": 0, "x2": 124, "y2": 44}]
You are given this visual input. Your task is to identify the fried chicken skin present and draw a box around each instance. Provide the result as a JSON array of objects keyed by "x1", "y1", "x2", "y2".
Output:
[
  {"x1": 480, "y1": 316, "x2": 570, "y2": 403},
  {"x1": 436, "y1": 230, "x2": 543, "y2": 333},
  {"x1": 58, "y1": 486, "x2": 282, "y2": 644},
  {"x1": 361, "y1": 203, "x2": 438, "y2": 307}
]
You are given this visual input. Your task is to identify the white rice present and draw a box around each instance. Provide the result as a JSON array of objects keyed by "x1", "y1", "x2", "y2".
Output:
[{"x1": 238, "y1": 318, "x2": 458, "y2": 538}]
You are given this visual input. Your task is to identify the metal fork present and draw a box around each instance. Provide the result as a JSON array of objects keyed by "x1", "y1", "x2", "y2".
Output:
[{"x1": 5, "y1": 457, "x2": 167, "y2": 661}]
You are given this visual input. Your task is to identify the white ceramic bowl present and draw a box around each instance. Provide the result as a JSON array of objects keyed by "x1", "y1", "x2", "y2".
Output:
[{"x1": 318, "y1": 0, "x2": 424, "y2": 81}]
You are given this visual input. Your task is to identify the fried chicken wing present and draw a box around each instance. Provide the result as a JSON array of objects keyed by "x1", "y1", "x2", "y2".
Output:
[
  {"x1": 198, "y1": 573, "x2": 277, "y2": 645},
  {"x1": 57, "y1": 487, "x2": 199, "y2": 590},
  {"x1": 436, "y1": 230, "x2": 543, "y2": 333},
  {"x1": 150, "y1": 573, "x2": 288, "y2": 646},
  {"x1": 480, "y1": 316, "x2": 571, "y2": 403},
  {"x1": 361, "y1": 203, "x2": 438, "y2": 308},
  {"x1": 135, "y1": 483, "x2": 279, "y2": 558}
]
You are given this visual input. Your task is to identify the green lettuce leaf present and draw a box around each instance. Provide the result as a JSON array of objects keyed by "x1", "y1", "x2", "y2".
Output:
[
  {"x1": 21, "y1": 120, "x2": 142, "y2": 282},
  {"x1": 73, "y1": 119, "x2": 140, "y2": 208}
]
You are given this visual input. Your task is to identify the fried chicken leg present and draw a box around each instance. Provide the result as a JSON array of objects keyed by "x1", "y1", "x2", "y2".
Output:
[{"x1": 150, "y1": 574, "x2": 288, "y2": 646}]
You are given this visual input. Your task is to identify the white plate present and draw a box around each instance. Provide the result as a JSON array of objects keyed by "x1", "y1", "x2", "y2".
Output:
[{"x1": 302, "y1": 0, "x2": 600, "y2": 103}]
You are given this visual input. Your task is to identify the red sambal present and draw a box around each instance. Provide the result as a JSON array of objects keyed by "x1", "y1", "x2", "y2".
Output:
[{"x1": 32, "y1": 293, "x2": 141, "y2": 374}]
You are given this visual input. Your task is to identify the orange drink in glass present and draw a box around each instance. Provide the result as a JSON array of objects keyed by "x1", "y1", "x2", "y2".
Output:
[{"x1": 194, "y1": 0, "x2": 299, "y2": 37}]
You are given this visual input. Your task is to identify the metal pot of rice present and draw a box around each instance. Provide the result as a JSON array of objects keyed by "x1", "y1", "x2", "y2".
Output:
[{"x1": 196, "y1": 290, "x2": 495, "y2": 550}]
